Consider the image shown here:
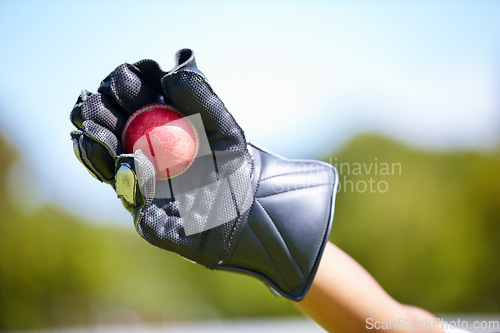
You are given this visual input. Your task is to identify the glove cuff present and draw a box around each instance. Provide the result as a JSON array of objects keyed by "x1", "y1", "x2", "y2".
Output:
[{"x1": 217, "y1": 143, "x2": 338, "y2": 301}]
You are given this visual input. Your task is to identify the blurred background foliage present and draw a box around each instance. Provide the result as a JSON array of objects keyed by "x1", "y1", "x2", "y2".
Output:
[
  {"x1": 0, "y1": 131, "x2": 499, "y2": 331},
  {"x1": 328, "y1": 134, "x2": 500, "y2": 312},
  {"x1": 1, "y1": 1, "x2": 499, "y2": 331}
]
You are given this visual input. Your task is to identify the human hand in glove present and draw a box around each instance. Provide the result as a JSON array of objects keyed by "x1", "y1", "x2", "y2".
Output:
[{"x1": 70, "y1": 49, "x2": 338, "y2": 301}]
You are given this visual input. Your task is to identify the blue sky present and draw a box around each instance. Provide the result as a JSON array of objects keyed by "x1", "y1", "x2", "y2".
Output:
[{"x1": 0, "y1": 1, "x2": 499, "y2": 224}]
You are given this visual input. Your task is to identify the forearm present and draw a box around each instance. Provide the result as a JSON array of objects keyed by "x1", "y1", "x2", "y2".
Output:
[{"x1": 294, "y1": 242, "x2": 444, "y2": 333}]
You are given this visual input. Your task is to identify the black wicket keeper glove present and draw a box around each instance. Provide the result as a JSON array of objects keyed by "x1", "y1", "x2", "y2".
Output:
[{"x1": 70, "y1": 49, "x2": 338, "y2": 301}]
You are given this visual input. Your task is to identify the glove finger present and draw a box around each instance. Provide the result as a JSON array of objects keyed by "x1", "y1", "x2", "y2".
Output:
[
  {"x1": 162, "y1": 66, "x2": 247, "y2": 152},
  {"x1": 132, "y1": 59, "x2": 166, "y2": 93},
  {"x1": 71, "y1": 130, "x2": 107, "y2": 183},
  {"x1": 71, "y1": 120, "x2": 122, "y2": 185},
  {"x1": 81, "y1": 120, "x2": 123, "y2": 157},
  {"x1": 70, "y1": 90, "x2": 128, "y2": 137},
  {"x1": 167, "y1": 48, "x2": 197, "y2": 74},
  {"x1": 98, "y1": 62, "x2": 163, "y2": 115}
]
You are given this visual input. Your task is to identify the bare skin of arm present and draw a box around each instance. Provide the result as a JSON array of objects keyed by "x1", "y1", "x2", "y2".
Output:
[{"x1": 295, "y1": 242, "x2": 445, "y2": 333}]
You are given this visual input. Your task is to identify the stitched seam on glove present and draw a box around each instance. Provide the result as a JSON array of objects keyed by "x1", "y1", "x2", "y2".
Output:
[
  {"x1": 221, "y1": 201, "x2": 255, "y2": 264},
  {"x1": 259, "y1": 169, "x2": 327, "y2": 183},
  {"x1": 256, "y1": 182, "x2": 332, "y2": 200},
  {"x1": 255, "y1": 199, "x2": 304, "y2": 280},
  {"x1": 224, "y1": 161, "x2": 260, "y2": 263},
  {"x1": 240, "y1": 217, "x2": 290, "y2": 289},
  {"x1": 304, "y1": 173, "x2": 336, "y2": 277},
  {"x1": 175, "y1": 68, "x2": 206, "y2": 79}
]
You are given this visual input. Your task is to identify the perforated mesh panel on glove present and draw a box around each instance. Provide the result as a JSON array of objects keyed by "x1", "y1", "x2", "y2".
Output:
[{"x1": 70, "y1": 49, "x2": 338, "y2": 300}]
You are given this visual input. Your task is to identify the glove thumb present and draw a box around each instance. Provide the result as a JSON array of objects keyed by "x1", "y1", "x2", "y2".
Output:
[{"x1": 115, "y1": 151, "x2": 156, "y2": 215}]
